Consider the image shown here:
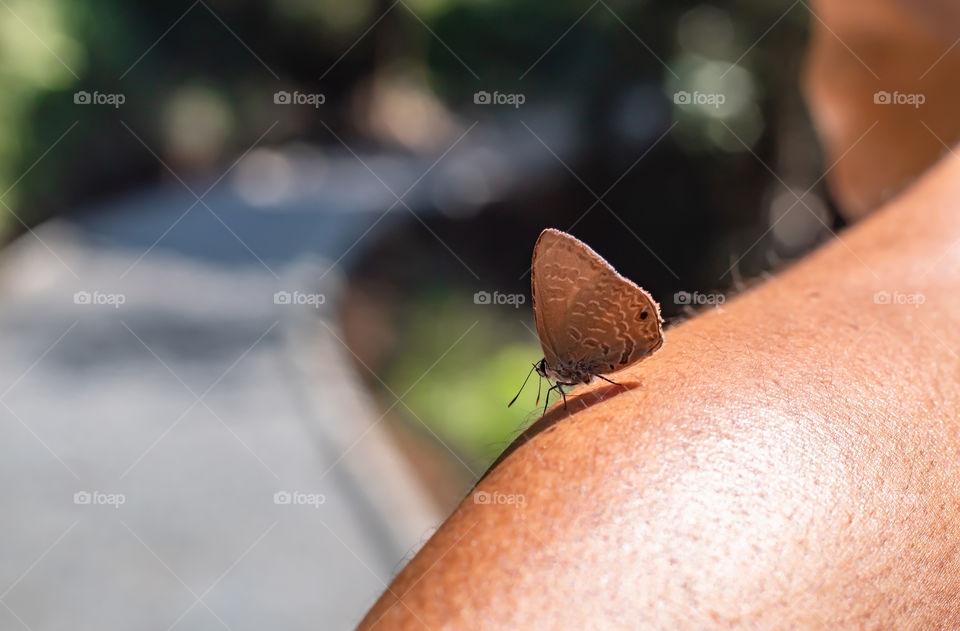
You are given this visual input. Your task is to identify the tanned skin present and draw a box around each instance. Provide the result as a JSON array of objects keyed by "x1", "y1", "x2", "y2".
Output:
[{"x1": 359, "y1": 1, "x2": 960, "y2": 628}]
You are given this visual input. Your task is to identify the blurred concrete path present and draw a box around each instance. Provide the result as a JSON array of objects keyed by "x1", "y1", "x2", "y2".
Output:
[
  {"x1": 0, "y1": 172, "x2": 446, "y2": 629},
  {"x1": 0, "y1": 116, "x2": 579, "y2": 630},
  {"x1": 0, "y1": 220, "x2": 445, "y2": 630}
]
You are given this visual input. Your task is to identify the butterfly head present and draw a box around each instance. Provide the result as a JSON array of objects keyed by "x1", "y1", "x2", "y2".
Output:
[{"x1": 534, "y1": 358, "x2": 549, "y2": 379}]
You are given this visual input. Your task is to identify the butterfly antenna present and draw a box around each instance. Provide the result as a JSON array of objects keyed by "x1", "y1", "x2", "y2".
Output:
[{"x1": 508, "y1": 363, "x2": 538, "y2": 408}]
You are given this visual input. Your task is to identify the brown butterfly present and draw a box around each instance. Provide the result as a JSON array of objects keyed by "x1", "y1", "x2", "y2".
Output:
[{"x1": 510, "y1": 228, "x2": 664, "y2": 413}]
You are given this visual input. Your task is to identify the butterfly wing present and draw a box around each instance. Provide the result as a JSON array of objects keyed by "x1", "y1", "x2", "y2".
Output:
[
  {"x1": 531, "y1": 229, "x2": 577, "y2": 368},
  {"x1": 531, "y1": 228, "x2": 663, "y2": 376}
]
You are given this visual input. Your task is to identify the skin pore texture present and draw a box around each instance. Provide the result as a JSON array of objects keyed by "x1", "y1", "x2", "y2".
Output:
[{"x1": 359, "y1": 1, "x2": 960, "y2": 627}]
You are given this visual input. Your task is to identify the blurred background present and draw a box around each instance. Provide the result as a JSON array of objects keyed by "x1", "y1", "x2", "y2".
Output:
[{"x1": 0, "y1": 0, "x2": 833, "y2": 628}]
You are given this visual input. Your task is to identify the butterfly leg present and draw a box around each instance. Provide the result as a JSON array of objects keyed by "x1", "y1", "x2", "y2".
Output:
[
  {"x1": 542, "y1": 384, "x2": 555, "y2": 416},
  {"x1": 596, "y1": 375, "x2": 622, "y2": 387},
  {"x1": 541, "y1": 382, "x2": 574, "y2": 415}
]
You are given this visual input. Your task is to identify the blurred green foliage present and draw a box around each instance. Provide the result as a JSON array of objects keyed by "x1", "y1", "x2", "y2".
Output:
[
  {"x1": 2, "y1": 0, "x2": 807, "y2": 233},
  {"x1": 385, "y1": 287, "x2": 541, "y2": 467}
]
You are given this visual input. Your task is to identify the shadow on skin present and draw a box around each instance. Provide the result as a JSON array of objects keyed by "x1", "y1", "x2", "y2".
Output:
[{"x1": 482, "y1": 380, "x2": 644, "y2": 480}]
